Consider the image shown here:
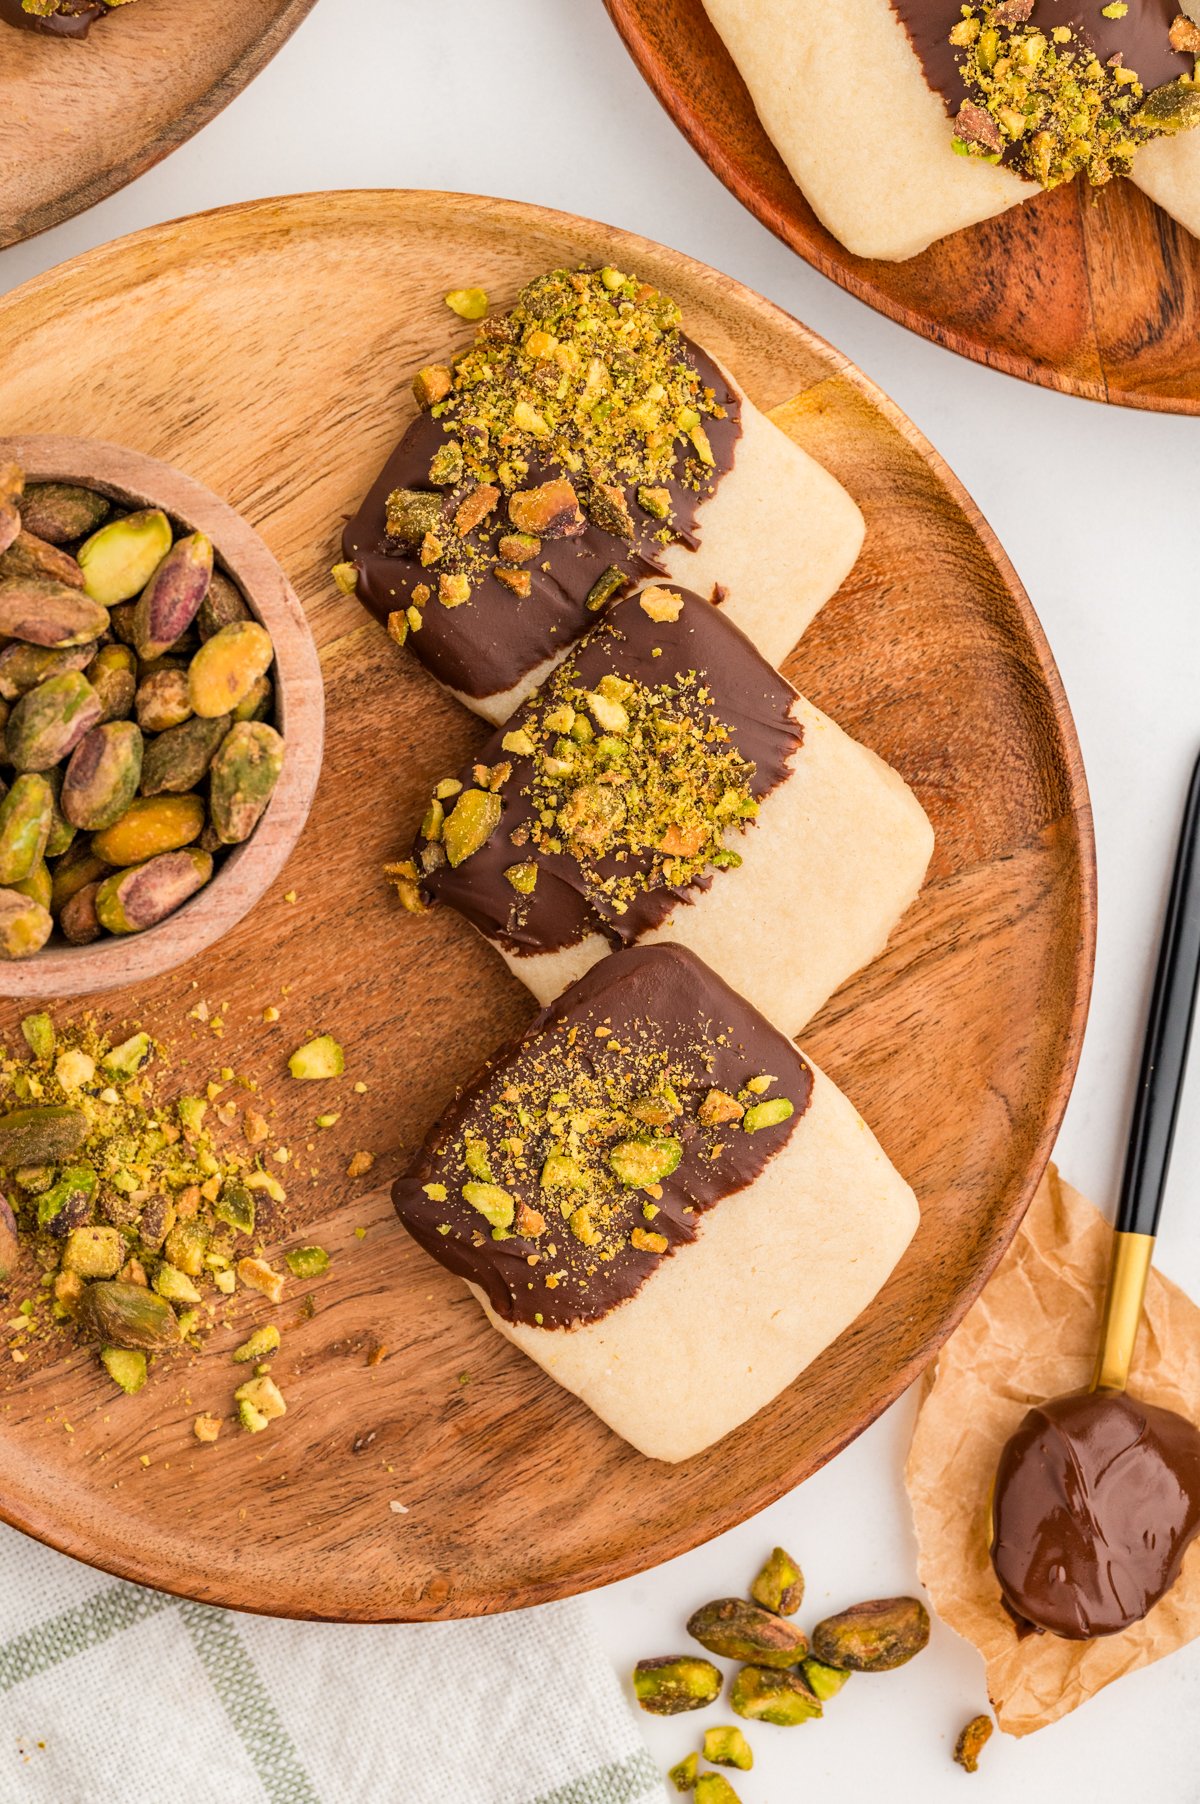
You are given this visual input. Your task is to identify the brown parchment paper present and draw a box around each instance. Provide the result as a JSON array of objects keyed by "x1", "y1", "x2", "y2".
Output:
[{"x1": 905, "y1": 1164, "x2": 1200, "y2": 1736}]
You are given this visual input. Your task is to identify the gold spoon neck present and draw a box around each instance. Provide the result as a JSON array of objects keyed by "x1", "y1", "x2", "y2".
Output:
[{"x1": 1092, "y1": 1230, "x2": 1156, "y2": 1393}]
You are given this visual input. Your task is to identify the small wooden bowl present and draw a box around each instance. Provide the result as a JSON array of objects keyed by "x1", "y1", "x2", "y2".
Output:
[{"x1": 0, "y1": 435, "x2": 324, "y2": 998}]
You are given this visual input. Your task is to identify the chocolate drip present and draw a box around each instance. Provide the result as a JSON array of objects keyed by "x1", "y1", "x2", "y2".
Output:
[
  {"x1": 342, "y1": 335, "x2": 741, "y2": 702},
  {"x1": 891, "y1": 0, "x2": 1191, "y2": 115},
  {"x1": 418, "y1": 588, "x2": 803, "y2": 957},
  {"x1": 393, "y1": 944, "x2": 813, "y2": 1329},
  {"x1": 0, "y1": 0, "x2": 106, "y2": 34},
  {"x1": 991, "y1": 1390, "x2": 1200, "y2": 1638}
]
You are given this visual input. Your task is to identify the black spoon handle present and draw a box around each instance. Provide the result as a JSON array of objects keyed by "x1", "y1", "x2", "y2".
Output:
[{"x1": 1116, "y1": 750, "x2": 1200, "y2": 1239}]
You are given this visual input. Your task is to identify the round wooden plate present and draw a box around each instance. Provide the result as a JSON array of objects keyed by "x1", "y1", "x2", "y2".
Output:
[
  {"x1": 603, "y1": 0, "x2": 1200, "y2": 414},
  {"x1": 0, "y1": 0, "x2": 319, "y2": 250},
  {"x1": 0, "y1": 191, "x2": 1094, "y2": 1621}
]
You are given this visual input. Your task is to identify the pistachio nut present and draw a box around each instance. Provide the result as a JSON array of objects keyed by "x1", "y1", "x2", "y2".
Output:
[
  {"x1": 7, "y1": 671, "x2": 104, "y2": 772},
  {"x1": 95, "y1": 846, "x2": 212, "y2": 934},
  {"x1": 809, "y1": 1597, "x2": 930, "y2": 1673},
  {"x1": 20, "y1": 1011, "x2": 55, "y2": 1063},
  {"x1": 61, "y1": 1224, "x2": 124, "y2": 1278},
  {"x1": 0, "y1": 578, "x2": 109, "y2": 649},
  {"x1": 741, "y1": 1098, "x2": 794, "y2": 1133},
  {"x1": 384, "y1": 488, "x2": 445, "y2": 549},
  {"x1": 0, "y1": 889, "x2": 50, "y2": 959},
  {"x1": 108, "y1": 602, "x2": 139, "y2": 645},
  {"x1": 0, "y1": 504, "x2": 20, "y2": 557},
  {"x1": 0, "y1": 463, "x2": 21, "y2": 510},
  {"x1": 61, "y1": 722, "x2": 144, "y2": 831},
  {"x1": 750, "y1": 1547, "x2": 804, "y2": 1617},
  {"x1": 13, "y1": 860, "x2": 52, "y2": 912},
  {"x1": 0, "y1": 1195, "x2": 18, "y2": 1281},
  {"x1": 137, "y1": 713, "x2": 227, "y2": 798},
  {"x1": 0, "y1": 773, "x2": 53, "y2": 883},
  {"x1": 667, "y1": 1753, "x2": 698, "y2": 1794},
  {"x1": 91, "y1": 793, "x2": 206, "y2": 866},
  {"x1": 206, "y1": 720, "x2": 284, "y2": 844},
  {"x1": 232, "y1": 673, "x2": 273, "y2": 723},
  {"x1": 610, "y1": 1135, "x2": 682, "y2": 1189},
  {"x1": 632, "y1": 1656, "x2": 722, "y2": 1716},
  {"x1": 77, "y1": 508, "x2": 173, "y2": 607},
  {"x1": 693, "y1": 1778, "x2": 742, "y2": 1804},
  {"x1": 86, "y1": 643, "x2": 138, "y2": 723},
  {"x1": 687, "y1": 1599, "x2": 807, "y2": 1668},
  {"x1": 800, "y1": 1657, "x2": 849, "y2": 1703},
  {"x1": 100, "y1": 1347, "x2": 148, "y2": 1395},
  {"x1": 442, "y1": 787, "x2": 502, "y2": 866},
  {"x1": 59, "y1": 880, "x2": 101, "y2": 945},
  {"x1": 187, "y1": 620, "x2": 274, "y2": 719},
  {"x1": 508, "y1": 478, "x2": 585, "y2": 539},
  {"x1": 131, "y1": 530, "x2": 213, "y2": 659},
  {"x1": 0, "y1": 529, "x2": 86, "y2": 591},
  {"x1": 284, "y1": 1244, "x2": 328, "y2": 1278},
  {"x1": 213, "y1": 1180, "x2": 255, "y2": 1235},
  {"x1": 0, "y1": 641, "x2": 96, "y2": 704},
  {"x1": 77, "y1": 1278, "x2": 181, "y2": 1351},
  {"x1": 197, "y1": 569, "x2": 251, "y2": 640},
  {"x1": 38, "y1": 1165, "x2": 98, "y2": 1235},
  {"x1": 288, "y1": 1034, "x2": 344, "y2": 1080},
  {"x1": 19, "y1": 482, "x2": 109, "y2": 545},
  {"x1": 50, "y1": 839, "x2": 110, "y2": 913},
  {"x1": 0, "y1": 1103, "x2": 88, "y2": 1166},
  {"x1": 954, "y1": 1714, "x2": 993, "y2": 1774},
  {"x1": 729, "y1": 1665, "x2": 821, "y2": 1727},
  {"x1": 702, "y1": 1727, "x2": 753, "y2": 1771},
  {"x1": 133, "y1": 665, "x2": 192, "y2": 733}
]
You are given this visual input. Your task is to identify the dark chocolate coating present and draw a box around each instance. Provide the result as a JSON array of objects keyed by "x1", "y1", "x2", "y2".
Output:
[
  {"x1": 393, "y1": 944, "x2": 813, "y2": 1329},
  {"x1": 891, "y1": 0, "x2": 1191, "y2": 116},
  {"x1": 0, "y1": 0, "x2": 106, "y2": 34},
  {"x1": 419, "y1": 587, "x2": 802, "y2": 957},
  {"x1": 342, "y1": 335, "x2": 741, "y2": 701},
  {"x1": 991, "y1": 1389, "x2": 1200, "y2": 1638}
]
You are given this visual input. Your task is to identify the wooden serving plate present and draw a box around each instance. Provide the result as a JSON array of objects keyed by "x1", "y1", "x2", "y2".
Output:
[
  {"x1": 604, "y1": 0, "x2": 1200, "y2": 414},
  {"x1": 0, "y1": 0, "x2": 318, "y2": 250},
  {"x1": 0, "y1": 191, "x2": 1094, "y2": 1620}
]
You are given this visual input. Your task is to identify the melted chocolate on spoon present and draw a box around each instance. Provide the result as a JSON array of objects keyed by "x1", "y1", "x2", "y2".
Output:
[{"x1": 991, "y1": 1390, "x2": 1200, "y2": 1638}]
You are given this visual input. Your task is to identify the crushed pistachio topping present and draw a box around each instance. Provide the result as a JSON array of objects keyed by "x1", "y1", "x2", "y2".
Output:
[
  {"x1": 950, "y1": 2, "x2": 1200, "y2": 187},
  {"x1": 385, "y1": 267, "x2": 726, "y2": 605},
  {"x1": 517, "y1": 664, "x2": 757, "y2": 914},
  {"x1": 431, "y1": 1015, "x2": 793, "y2": 1300}
]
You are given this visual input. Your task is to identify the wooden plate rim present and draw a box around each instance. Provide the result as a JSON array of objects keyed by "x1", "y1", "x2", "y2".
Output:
[
  {"x1": 601, "y1": 0, "x2": 1200, "y2": 417},
  {"x1": 0, "y1": 191, "x2": 1096, "y2": 1616},
  {"x1": 0, "y1": 0, "x2": 321, "y2": 251}
]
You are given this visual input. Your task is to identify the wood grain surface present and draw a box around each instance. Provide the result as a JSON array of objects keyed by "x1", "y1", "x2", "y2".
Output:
[
  {"x1": 603, "y1": 0, "x2": 1200, "y2": 415},
  {"x1": 0, "y1": 0, "x2": 319, "y2": 250},
  {"x1": 0, "y1": 435, "x2": 324, "y2": 999},
  {"x1": 0, "y1": 191, "x2": 1095, "y2": 1621}
]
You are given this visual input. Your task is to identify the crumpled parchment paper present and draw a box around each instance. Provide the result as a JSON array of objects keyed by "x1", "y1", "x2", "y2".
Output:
[{"x1": 905, "y1": 1164, "x2": 1200, "y2": 1735}]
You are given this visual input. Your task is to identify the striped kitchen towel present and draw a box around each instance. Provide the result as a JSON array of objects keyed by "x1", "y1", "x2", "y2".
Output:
[{"x1": 0, "y1": 1523, "x2": 661, "y2": 1804}]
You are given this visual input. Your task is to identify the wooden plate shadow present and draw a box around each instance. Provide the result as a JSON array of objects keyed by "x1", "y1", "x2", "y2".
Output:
[
  {"x1": 0, "y1": 0, "x2": 319, "y2": 250},
  {"x1": 0, "y1": 191, "x2": 1094, "y2": 1620},
  {"x1": 604, "y1": 0, "x2": 1200, "y2": 415}
]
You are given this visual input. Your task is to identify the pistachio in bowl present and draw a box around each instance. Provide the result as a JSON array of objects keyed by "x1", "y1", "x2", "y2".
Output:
[{"x1": 0, "y1": 438, "x2": 323, "y2": 995}]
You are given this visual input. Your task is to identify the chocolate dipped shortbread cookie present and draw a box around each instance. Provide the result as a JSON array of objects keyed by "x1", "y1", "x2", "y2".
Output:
[
  {"x1": 393, "y1": 586, "x2": 933, "y2": 1042},
  {"x1": 341, "y1": 266, "x2": 864, "y2": 722},
  {"x1": 394, "y1": 944, "x2": 919, "y2": 1462},
  {"x1": 0, "y1": 0, "x2": 132, "y2": 33},
  {"x1": 700, "y1": 0, "x2": 1200, "y2": 260}
]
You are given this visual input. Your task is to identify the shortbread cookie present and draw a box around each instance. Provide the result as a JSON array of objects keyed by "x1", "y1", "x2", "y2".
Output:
[
  {"x1": 397, "y1": 586, "x2": 933, "y2": 1042},
  {"x1": 700, "y1": 0, "x2": 1199, "y2": 260},
  {"x1": 393, "y1": 944, "x2": 919, "y2": 1462},
  {"x1": 0, "y1": 0, "x2": 128, "y2": 33},
  {"x1": 342, "y1": 266, "x2": 863, "y2": 722}
]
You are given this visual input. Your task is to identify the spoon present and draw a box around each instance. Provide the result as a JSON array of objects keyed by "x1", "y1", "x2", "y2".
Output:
[{"x1": 990, "y1": 751, "x2": 1200, "y2": 1639}]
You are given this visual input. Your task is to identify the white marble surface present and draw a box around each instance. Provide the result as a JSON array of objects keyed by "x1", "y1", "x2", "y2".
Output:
[{"x1": 3, "y1": 0, "x2": 1200, "y2": 1794}]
